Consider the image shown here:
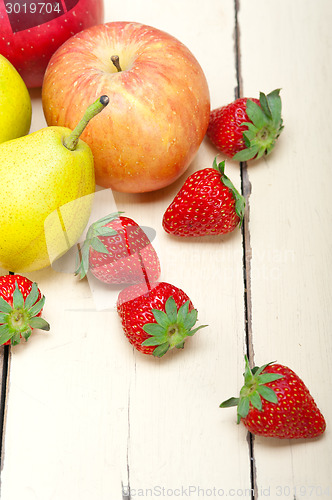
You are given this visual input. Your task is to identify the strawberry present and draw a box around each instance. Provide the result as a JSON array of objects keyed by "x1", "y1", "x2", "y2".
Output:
[
  {"x1": 0, "y1": 274, "x2": 50, "y2": 346},
  {"x1": 117, "y1": 281, "x2": 206, "y2": 357},
  {"x1": 75, "y1": 213, "x2": 161, "y2": 285},
  {"x1": 162, "y1": 158, "x2": 245, "y2": 237},
  {"x1": 207, "y1": 89, "x2": 283, "y2": 161},
  {"x1": 220, "y1": 356, "x2": 326, "y2": 439}
]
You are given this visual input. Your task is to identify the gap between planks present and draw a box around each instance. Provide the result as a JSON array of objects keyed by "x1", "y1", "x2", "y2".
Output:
[
  {"x1": 0, "y1": 345, "x2": 10, "y2": 471},
  {"x1": 0, "y1": 271, "x2": 13, "y2": 471},
  {"x1": 234, "y1": 0, "x2": 257, "y2": 498}
]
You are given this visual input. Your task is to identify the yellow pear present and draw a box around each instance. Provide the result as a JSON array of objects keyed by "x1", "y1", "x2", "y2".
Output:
[
  {"x1": 0, "y1": 96, "x2": 109, "y2": 272},
  {"x1": 0, "y1": 54, "x2": 32, "y2": 143}
]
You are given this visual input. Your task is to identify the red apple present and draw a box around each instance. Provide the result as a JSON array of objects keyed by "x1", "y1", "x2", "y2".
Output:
[
  {"x1": 0, "y1": 0, "x2": 104, "y2": 88},
  {"x1": 42, "y1": 21, "x2": 210, "y2": 193}
]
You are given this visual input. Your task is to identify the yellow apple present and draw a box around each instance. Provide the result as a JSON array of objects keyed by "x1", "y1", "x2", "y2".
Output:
[{"x1": 0, "y1": 54, "x2": 32, "y2": 143}]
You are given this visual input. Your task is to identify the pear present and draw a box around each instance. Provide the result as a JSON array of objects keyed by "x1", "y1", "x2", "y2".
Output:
[
  {"x1": 0, "y1": 54, "x2": 32, "y2": 144},
  {"x1": 0, "y1": 95, "x2": 109, "y2": 273}
]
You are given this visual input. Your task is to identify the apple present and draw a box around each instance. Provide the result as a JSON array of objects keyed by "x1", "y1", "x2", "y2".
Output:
[
  {"x1": 0, "y1": 0, "x2": 104, "y2": 88},
  {"x1": 41, "y1": 21, "x2": 210, "y2": 193}
]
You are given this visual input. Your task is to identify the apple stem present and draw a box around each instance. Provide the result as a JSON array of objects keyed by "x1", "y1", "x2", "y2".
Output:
[
  {"x1": 63, "y1": 95, "x2": 109, "y2": 151},
  {"x1": 111, "y1": 55, "x2": 122, "y2": 72}
]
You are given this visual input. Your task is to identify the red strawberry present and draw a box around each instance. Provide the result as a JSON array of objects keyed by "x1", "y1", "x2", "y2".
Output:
[
  {"x1": 207, "y1": 89, "x2": 283, "y2": 161},
  {"x1": 75, "y1": 213, "x2": 161, "y2": 284},
  {"x1": 117, "y1": 281, "x2": 206, "y2": 357},
  {"x1": 220, "y1": 356, "x2": 326, "y2": 439},
  {"x1": 0, "y1": 274, "x2": 50, "y2": 346},
  {"x1": 162, "y1": 159, "x2": 245, "y2": 237}
]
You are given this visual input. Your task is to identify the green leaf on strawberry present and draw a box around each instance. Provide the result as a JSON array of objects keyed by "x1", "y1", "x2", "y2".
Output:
[
  {"x1": 141, "y1": 296, "x2": 207, "y2": 357},
  {"x1": 212, "y1": 158, "x2": 245, "y2": 225},
  {"x1": 0, "y1": 282, "x2": 50, "y2": 346},
  {"x1": 75, "y1": 211, "x2": 122, "y2": 279},
  {"x1": 220, "y1": 355, "x2": 283, "y2": 423},
  {"x1": 233, "y1": 89, "x2": 284, "y2": 161}
]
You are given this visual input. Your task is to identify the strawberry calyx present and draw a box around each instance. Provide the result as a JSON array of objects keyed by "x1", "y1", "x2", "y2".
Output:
[
  {"x1": 75, "y1": 212, "x2": 123, "y2": 279},
  {"x1": 233, "y1": 89, "x2": 284, "y2": 162},
  {"x1": 212, "y1": 158, "x2": 245, "y2": 224},
  {"x1": 0, "y1": 282, "x2": 50, "y2": 346},
  {"x1": 141, "y1": 296, "x2": 207, "y2": 357},
  {"x1": 219, "y1": 355, "x2": 284, "y2": 423}
]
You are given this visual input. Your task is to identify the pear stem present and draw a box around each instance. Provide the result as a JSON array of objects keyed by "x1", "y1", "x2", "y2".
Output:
[
  {"x1": 111, "y1": 55, "x2": 122, "y2": 72},
  {"x1": 63, "y1": 95, "x2": 109, "y2": 151}
]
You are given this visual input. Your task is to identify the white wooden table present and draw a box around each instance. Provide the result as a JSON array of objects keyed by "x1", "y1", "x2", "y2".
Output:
[{"x1": 1, "y1": 1, "x2": 332, "y2": 499}]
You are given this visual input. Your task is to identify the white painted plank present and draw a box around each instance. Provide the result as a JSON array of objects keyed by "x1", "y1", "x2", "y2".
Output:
[
  {"x1": 1, "y1": 1, "x2": 252, "y2": 499},
  {"x1": 115, "y1": 150, "x2": 250, "y2": 495},
  {"x1": 239, "y1": 0, "x2": 332, "y2": 496},
  {"x1": 110, "y1": 0, "x2": 252, "y2": 495}
]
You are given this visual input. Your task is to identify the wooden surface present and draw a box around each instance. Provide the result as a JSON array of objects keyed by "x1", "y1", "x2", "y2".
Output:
[{"x1": 1, "y1": 1, "x2": 332, "y2": 499}]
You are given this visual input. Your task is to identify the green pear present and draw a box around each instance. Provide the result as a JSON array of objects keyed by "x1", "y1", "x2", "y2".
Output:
[
  {"x1": 0, "y1": 95, "x2": 109, "y2": 272},
  {"x1": 0, "y1": 54, "x2": 32, "y2": 144}
]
